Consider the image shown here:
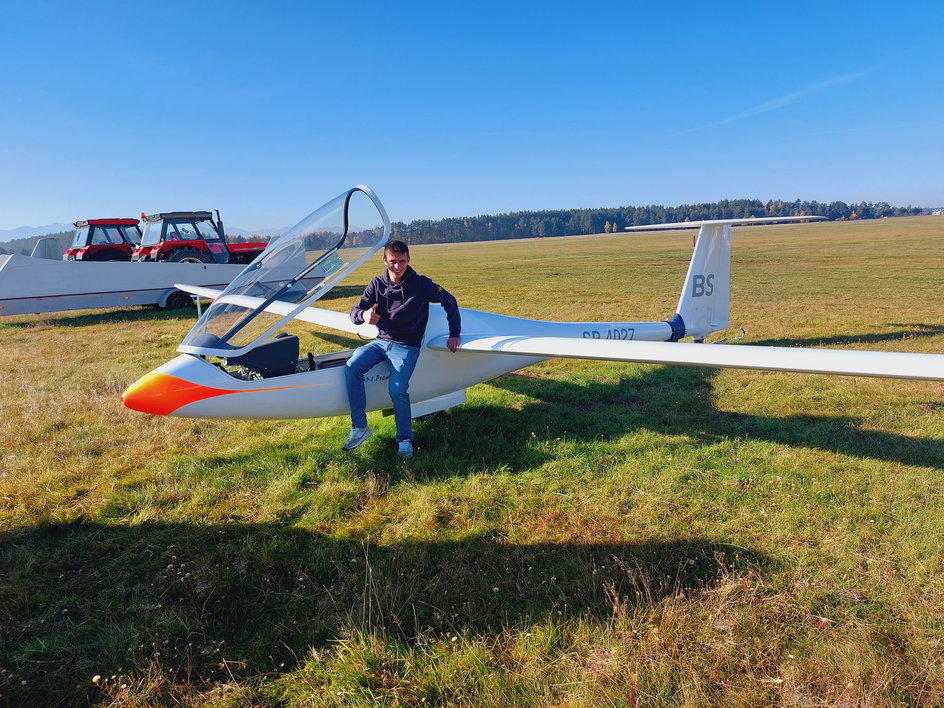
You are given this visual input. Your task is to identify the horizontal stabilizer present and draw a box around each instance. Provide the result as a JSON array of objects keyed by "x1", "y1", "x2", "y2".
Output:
[
  {"x1": 625, "y1": 216, "x2": 825, "y2": 231},
  {"x1": 427, "y1": 334, "x2": 944, "y2": 382}
]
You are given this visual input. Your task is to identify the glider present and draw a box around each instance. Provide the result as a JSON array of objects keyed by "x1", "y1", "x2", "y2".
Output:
[{"x1": 122, "y1": 186, "x2": 944, "y2": 421}]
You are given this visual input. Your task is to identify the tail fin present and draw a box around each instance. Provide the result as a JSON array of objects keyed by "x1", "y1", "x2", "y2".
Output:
[
  {"x1": 625, "y1": 216, "x2": 825, "y2": 342},
  {"x1": 675, "y1": 223, "x2": 731, "y2": 341}
]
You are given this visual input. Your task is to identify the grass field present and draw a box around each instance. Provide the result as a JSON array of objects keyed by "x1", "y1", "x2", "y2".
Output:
[{"x1": 2, "y1": 216, "x2": 943, "y2": 706}]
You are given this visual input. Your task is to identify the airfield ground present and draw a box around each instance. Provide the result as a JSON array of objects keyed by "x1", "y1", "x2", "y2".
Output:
[{"x1": 1, "y1": 216, "x2": 943, "y2": 705}]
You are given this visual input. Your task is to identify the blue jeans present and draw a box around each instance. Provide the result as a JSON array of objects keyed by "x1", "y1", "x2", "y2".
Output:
[{"x1": 345, "y1": 340, "x2": 420, "y2": 442}]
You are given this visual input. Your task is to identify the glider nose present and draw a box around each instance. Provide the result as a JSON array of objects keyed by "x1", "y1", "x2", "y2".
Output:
[
  {"x1": 123, "y1": 356, "x2": 241, "y2": 416},
  {"x1": 122, "y1": 371, "x2": 179, "y2": 415},
  {"x1": 123, "y1": 355, "x2": 242, "y2": 417},
  {"x1": 123, "y1": 369, "x2": 231, "y2": 416}
]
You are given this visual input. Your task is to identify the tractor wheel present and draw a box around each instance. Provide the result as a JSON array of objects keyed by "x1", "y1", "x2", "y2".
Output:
[
  {"x1": 165, "y1": 247, "x2": 213, "y2": 264},
  {"x1": 163, "y1": 290, "x2": 194, "y2": 309}
]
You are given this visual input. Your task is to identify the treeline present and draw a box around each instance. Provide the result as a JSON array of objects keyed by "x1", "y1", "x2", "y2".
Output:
[
  {"x1": 393, "y1": 199, "x2": 922, "y2": 245},
  {"x1": 0, "y1": 230, "x2": 73, "y2": 256}
]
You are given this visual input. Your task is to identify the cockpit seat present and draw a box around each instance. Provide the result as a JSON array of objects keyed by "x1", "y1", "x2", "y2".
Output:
[{"x1": 224, "y1": 333, "x2": 299, "y2": 378}]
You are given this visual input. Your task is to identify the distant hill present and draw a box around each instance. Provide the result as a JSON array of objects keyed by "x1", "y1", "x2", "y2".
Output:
[{"x1": 0, "y1": 223, "x2": 73, "y2": 241}]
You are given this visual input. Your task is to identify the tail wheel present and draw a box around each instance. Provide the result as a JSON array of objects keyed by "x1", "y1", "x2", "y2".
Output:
[{"x1": 165, "y1": 247, "x2": 214, "y2": 264}]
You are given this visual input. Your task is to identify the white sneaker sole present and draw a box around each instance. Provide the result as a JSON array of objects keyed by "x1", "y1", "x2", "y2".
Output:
[{"x1": 342, "y1": 429, "x2": 372, "y2": 450}]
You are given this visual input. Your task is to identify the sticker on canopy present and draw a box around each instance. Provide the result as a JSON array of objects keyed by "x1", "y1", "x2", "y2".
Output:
[{"x1": 320, "y1": 251, "x2": 345, "y2": 276}]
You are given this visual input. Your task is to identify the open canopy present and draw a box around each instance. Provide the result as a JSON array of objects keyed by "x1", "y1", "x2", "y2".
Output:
[{"x1": 178, "y1": 186, "x2": 390, "y2": 358}]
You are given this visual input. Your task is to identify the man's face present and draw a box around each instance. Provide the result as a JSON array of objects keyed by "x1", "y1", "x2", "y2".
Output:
[{"x1": 383, "y1": 251, "x2": 410, "y2": 282}]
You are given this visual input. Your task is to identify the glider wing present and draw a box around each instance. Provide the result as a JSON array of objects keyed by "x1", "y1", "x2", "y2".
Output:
[
  {"x1": 174, "y1": 283, "x2": 377, "y2": 338},
  {"x1": 174, "y1": 284, "x2": 224, "y2": 300},
  {"x1": 427, "y1": 334, "x2": 944, "y2": 382}
]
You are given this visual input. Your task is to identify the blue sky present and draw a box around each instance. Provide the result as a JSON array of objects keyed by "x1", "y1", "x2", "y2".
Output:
[{"x1": 1, "y1": 1, "x2": 942, "y2": 231}]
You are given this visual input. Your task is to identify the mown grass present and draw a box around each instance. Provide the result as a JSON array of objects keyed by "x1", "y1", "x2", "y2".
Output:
[{"x1": 1, "y1": 216, "x2": 943, "y2": 706}]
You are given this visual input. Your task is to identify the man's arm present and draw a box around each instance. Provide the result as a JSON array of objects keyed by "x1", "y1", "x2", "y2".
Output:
[
  {"x1": 428, "y1": 280, "x2": 461, "y2": 352},
  {"x1": 350, "y1": 279, "x2": 377, "y2": 325}
]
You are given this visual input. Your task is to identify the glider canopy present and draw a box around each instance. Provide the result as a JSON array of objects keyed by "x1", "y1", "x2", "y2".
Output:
[{"x1": 178, "y1": 186, "x2": 390, "y2": 358}]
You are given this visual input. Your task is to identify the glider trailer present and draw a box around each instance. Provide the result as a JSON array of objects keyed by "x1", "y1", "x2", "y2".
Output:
[
  {"x1": 122, "y1": 186, "x2": 944, "y2": 424},
  {"x1": 0, "y1": 212, "x2": 270, "y2": 317}
]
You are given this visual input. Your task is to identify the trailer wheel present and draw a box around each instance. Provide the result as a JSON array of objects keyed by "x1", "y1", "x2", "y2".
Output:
[
  {"x1": 165, "y1": 247, "x2": 213, "y2": 264},
  {"x1": 163, "y1": 291, "x2": 194, "y2": 309}
]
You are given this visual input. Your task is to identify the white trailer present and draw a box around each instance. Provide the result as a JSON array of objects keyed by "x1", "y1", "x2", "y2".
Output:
[{"x1": 0, "y1": 254, "x2": 255, "y2": 316}]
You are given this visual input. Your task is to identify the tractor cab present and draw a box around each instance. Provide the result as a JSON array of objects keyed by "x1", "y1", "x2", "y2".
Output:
[
  {"x1": 63, "y1": 218, "x2": 141, "y2": 261},
  {"x1": 131, "y1": 211, "x2": 267, "y2": 265}
]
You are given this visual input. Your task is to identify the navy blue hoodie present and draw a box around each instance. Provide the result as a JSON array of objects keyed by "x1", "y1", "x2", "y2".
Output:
[{"x1": 350, "y1": 266, "x2": 461, "y2": 348}]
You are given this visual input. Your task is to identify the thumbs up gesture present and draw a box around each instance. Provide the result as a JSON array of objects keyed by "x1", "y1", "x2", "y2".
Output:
[{"x1": 364, "y1": 304, "x2": 380, "y2": 325}]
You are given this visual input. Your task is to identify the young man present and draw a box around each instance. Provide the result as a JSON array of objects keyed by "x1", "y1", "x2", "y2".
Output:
[{"x1": 342, "y1": 240, "x2": 461, "y2": 458}]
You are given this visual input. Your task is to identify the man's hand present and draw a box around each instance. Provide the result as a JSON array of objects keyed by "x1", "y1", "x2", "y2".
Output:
[
  {"x1": 364, "y1": 304, "x2": 380, "y2": 325},
  {"x1": 446, "y1": 336, "x2": 460, "y2": 353}
]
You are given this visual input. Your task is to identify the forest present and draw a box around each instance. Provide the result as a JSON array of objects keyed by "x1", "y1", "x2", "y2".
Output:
[
  {"x1": 0, "y1": 229, "x2": 74, "y2": 256},
  {"x1": 391, "y1": 198, "x2": 922, "y2": 245}
]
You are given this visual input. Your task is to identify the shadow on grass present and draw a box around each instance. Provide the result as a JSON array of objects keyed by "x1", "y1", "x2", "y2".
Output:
[
  {"x1": 750, "y1": 323, "x2": 944, "y2": 348},
  {"x1": 0, "y1": 521, "x2": 768, "y2": 704},
  {"x1": 197, "y1": 337, "x2": 944, "y2": 483},
  {"x1": 403, "y1": 324, "x2": 944, "y2": 475},
  {"x1": 0, "y1": 306, "x2": 200, "y2": 329},
  {"x1": 476, "y1": 355, "x2": 944, "y2": 471}
]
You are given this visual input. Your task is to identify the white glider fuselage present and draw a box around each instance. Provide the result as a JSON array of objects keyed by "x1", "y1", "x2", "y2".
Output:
[{"x1": 122, "y1": 306, "x2": 674, "y2": 419}]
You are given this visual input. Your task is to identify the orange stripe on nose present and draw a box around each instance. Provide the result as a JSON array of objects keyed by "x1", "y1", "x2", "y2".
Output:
[
  {"x1": 123, "y1": 371, "x2": 325, "y2": 416},
  {"x1": 122, "y1": 372, "x2": 239, "y2": 416}
]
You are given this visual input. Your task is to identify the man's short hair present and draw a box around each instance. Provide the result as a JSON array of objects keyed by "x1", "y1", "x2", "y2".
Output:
[{"x1": 384, "y1": 240, "x2": 410, "y2": 257}]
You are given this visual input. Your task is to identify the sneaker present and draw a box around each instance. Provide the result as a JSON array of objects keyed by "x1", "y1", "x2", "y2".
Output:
[
  {"x1": 342, "y1": 427, "x2": 372, "y2": 450},
  {"x1": 397, "y1": 440, "x2": 414, "y2": 458}
]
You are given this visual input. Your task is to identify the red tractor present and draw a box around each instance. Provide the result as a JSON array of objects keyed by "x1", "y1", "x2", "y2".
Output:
[
  {"x1": 63, "y1": 218, "x2": 142, "y2": 261},
  {"x1": 131, "y1": 210, "x2": 267, "y2": 265}
]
